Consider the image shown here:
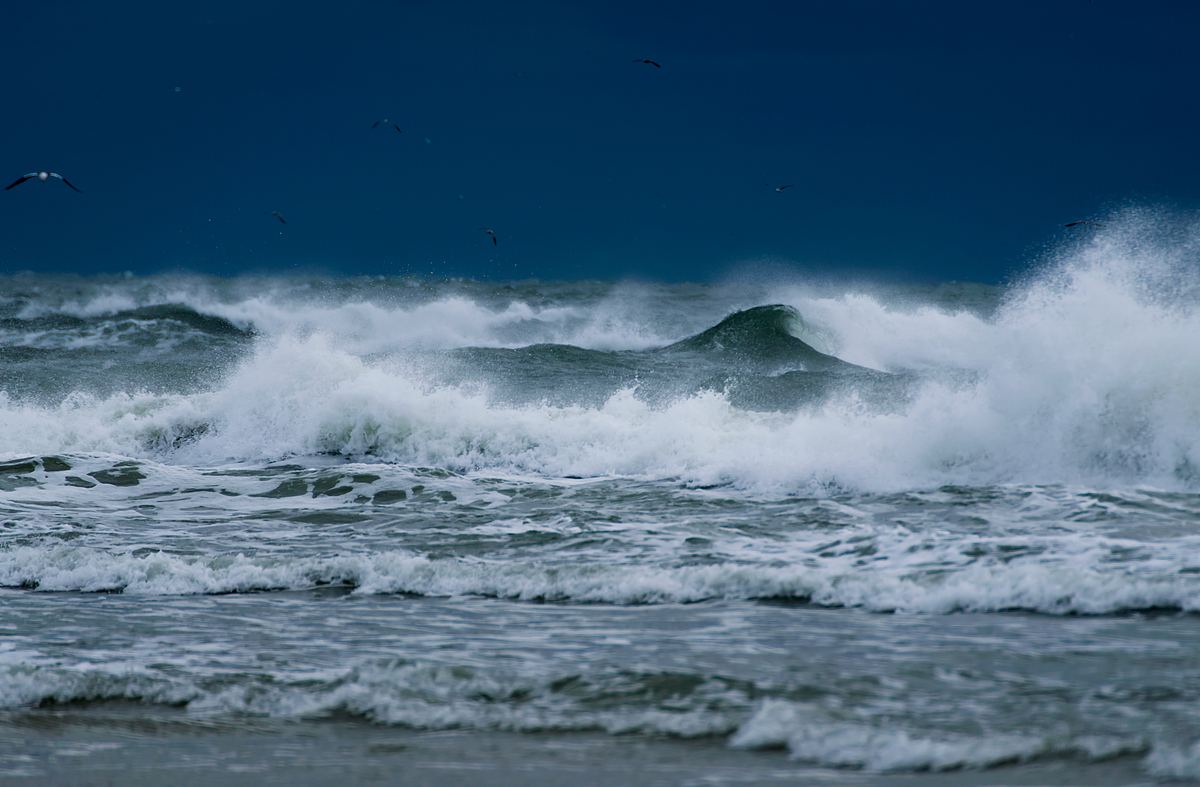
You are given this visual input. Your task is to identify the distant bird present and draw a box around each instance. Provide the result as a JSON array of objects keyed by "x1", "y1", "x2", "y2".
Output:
[
  {"x1": 5, "y1": 171, "x2": 82, "y2": 192},
  {"x1": 774, "y1": 184, "x2": 794, "y2": 193},
  {"x1": 480, "y1": 227, "x2": 498, "y2": 246},
  {"x1": 1064, "y1": 219, "x2": 1104, "y2": 229},
  {"x1": 270, "y1": 211, "x2": 287, "y2": 225},
  {"x1": 372, "y1": 118, "x2": 402, "y2": 134},
  {"x1": 633, "y1": 57, "x2": 662, "y2": 69}
]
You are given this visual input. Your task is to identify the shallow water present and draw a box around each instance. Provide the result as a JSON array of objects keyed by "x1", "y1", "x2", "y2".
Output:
[{"x1": 3, "y1": 224, "x2": 1200, "y2": 782}]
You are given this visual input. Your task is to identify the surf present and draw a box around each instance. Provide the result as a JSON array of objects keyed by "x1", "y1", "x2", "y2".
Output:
[{"x1": 2, "y1": 211, "x2": 1200, "y2": 493}]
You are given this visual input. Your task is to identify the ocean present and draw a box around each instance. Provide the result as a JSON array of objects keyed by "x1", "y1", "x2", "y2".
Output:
[{"x1": 2, "y1": 233, "x2": 1200, "y2": 784}]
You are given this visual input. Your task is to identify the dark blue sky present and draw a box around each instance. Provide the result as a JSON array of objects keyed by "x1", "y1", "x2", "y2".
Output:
[{"x1": 2, "y1": 0, "x2": 1197, "y2": 281}]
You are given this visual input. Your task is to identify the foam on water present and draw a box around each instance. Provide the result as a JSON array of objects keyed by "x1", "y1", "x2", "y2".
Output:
[
  {"x1": 12, "y1": 284, "x2": 678, "y2": 353},
  {"x1": 1146, "y1": 740, "x2": 1200, "y2": 779},
  {"x1": 3, "y1": 213, "x2": 1198, "y2": 493},
  {"x1": 730, "y1": 699, "x2": 1145, "y2": 771},
  {"x1": 4, "y1": 212, "x2": 1200, "y2": 780},
  {"x1": 0, "y1": 657, "x2": 1180, "y2": 776},
  {"x1": 4, "y1": 536, "x2": 1197, "y2": 613}
]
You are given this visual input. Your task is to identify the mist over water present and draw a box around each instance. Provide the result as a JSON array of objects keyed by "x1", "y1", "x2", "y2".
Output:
[
  {"x1": 4, "y1": 212, "x2": 1200, "y2": 781},
  {"x1": 5, "y1": 211, "x2": 1200, "y2": 492}
]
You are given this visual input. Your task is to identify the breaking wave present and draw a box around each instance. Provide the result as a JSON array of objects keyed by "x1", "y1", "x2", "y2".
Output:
[
  {"x1": 3, "y1": 540, "x2": 1197, "y2": 613},
  {"x1": 2, "y1": 211, "x2": 1200, "y2": 494},
  {"x1": 0, "y1": 658, "x2": 1185, "y2": 776},
  {"x1": 731, "y1": 700, "x2": 1147, "y2": 771}
]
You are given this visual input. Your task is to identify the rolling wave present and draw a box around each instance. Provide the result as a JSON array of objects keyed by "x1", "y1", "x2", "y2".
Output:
[
  {"x1": 1, "y1": 213, "x2": 1199, "y2": 493},
  {"x1": 3, "y1": 538, "x2": 1196, "y2": 613},
  {"x1": 0, "y1": 656, "x2": 1187, "y2": 776}
]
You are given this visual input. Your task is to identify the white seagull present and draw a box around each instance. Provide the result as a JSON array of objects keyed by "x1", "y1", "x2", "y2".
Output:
[
  {"x1": 372, "y1": 118, "x2": 402, "y2": 134},
  {"x1": 6, "y1": 171, "x2": 82, "y2": 192}
]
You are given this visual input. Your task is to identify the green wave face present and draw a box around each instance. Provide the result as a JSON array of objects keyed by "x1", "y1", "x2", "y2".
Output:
[{"x1": 661, "y1": 304, "x2": 861, "y2": 372}]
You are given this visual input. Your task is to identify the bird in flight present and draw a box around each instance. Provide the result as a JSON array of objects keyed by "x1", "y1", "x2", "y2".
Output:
[
  {"x1": 270, "y1": 211, "x2": 287, "y2": 225},
  {"x1": 372, "y1": 118, "x2": 402, "y2": 134},
  {"x1": 5, "y1": 171, "x2": 82, "y2": 192},
  {"x1": 633, "y1": 57, "x2": 662, "y2": 69},
  {"x1": 774, "y1": 184, "x2": 794, "y2": 193},
  {"x1": 1064, "y1": 219, "x2": 1103, "y2": 229},
  {"x1": 480, "y1": 227, "x2": 498, "y2": 246}
]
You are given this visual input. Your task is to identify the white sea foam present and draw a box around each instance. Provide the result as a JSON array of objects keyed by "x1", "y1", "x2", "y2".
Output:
[
  {"x1": 13, "y1": 284, "x2": 677, "y2": 352},
  {"x1": 780, "y1": 291, "x2": 994, "y2": 371},
  {"x1": 1146, "y1": 740, "x2": 1200, "y2": 779},
  {"x1": 2, "y1": 542, "x2": 1197, "y2": 612},
  {"x1": 4, "y1": 661, "x2": 1163, "y2": 773},
  {"x1": 0, "y1": 326, "x2": 1196, "y2": 494},
  {"x1": 196, "y1": 660, "x2": 737, "y2": 736},
  {"x1": 0, "y1": 319, "x2": 210, "y2": 351},
  {"x1": 0, "y1": 664, "x2": 198, "y2": 710},
  {"x1": 2, "y1": 213, "x2": 1200, "y2": 492},
  {"x1": 7, "y1": 216, "x2": 1200, "y2": 781},
  {"x1": 730, "y1": 699, "x2": 1148, "y2": 771},
  {"x1": 0, "y1": 658, "x2": 740, "y2": 737},
  {"x1": 16, "y1": 291, "x2": 143, "y2": 320}
]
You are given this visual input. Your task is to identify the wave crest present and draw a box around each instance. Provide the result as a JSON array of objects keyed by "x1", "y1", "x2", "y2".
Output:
[{"x1": 4, "y1": 542, "x2": 1197, "y2": 613}]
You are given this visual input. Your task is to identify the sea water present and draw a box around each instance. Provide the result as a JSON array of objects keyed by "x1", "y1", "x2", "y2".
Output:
[{"x1": 2, "y1": 218, "x2": 1200, "y2": 784}]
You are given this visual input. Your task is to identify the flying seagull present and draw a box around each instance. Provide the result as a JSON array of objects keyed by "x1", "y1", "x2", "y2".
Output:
[
  {"x1": 270, "y1": 211, "x2": 287, "y2": 225},
  {"x1": 774, "y1": 184, "x2": 794, "y2": 193},
  {"x1": 372, "y1": 118, "x2": 402, "y2": 134},
  {"x1": 633, "y1": 57, "x2": 662, "y2": 69},
  {"x1": 1064, "y1": 219, "x2": 1103, "y2": 229},
  {"x1": 480, "y1": 227, "x2": 498, "y2": 246},
  {"x1": 5, "y1": 171, "x2": 82, "y2": 192}
]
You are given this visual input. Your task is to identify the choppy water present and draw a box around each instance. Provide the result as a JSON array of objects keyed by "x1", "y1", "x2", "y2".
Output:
[{"x1": 3, "y1": 220, "x2": 1200, "y2": 783}]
